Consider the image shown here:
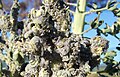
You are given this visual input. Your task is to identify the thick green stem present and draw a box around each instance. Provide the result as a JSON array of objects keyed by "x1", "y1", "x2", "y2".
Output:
[{"x1": 72, "y1": 0, "x2": 86, "y2": 34}]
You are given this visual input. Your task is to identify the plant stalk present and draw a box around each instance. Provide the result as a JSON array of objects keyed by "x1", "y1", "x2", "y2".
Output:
[{"x1": 72, "y1": 0, "x2": 86, "y2": 34}]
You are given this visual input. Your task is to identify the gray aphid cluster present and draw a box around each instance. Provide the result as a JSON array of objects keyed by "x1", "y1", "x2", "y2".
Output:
[{"x1": 0, "y1": 0, "x2": 109, "y2": 77}]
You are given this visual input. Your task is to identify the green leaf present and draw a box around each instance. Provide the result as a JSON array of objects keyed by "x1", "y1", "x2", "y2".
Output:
[
  {"x1": 112, "y1": 8, "x2": 120, "y2": 16},
  {"x1": 101, "y1": 28, "x2": 111, "y2": 34},
  {"x1": 92, "y1": 3, "x2": 97, "y2": 9},
  {"x1": 112, "y1": 60, "x2": 118, "y2": 65},
  {"x1": 102, "y1": 58, "x2": 108, "y2": 63},
  {"x1": 116, "y1": 47, "x2": 120, "y2": 50},
  {"x1": 99, "y1": 20, "x2": 104, "y2": 26},
  {"x1": 87, "y1": 4, "x2": 94, "y2": 9},
  {"x1": 105, "y1": 51, "x2": 117, "y2": 57},
  {"x1": 107, "y1": 56, "x2": 114, "y2": 60},
  {"x1": 116, "y1": 12, "x2": 120, "y2": 17},
  {"x1": 114, "y1": 22, "x2": 120, "y2": 33},
  {"x1": 109, "y1": 1, "x2": 117, "y2": 7},
  {"x1": 87, "y1": 3, "x2": 98, "y2": 10},
  {"x1": 90, "y1": 20, "x2": 104, "y2": 29}
]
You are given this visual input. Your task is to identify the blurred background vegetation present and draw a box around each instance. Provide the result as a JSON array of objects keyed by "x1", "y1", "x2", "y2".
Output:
[{"x1": 1, "y1": 0, "x2": 108, "y2": 19}]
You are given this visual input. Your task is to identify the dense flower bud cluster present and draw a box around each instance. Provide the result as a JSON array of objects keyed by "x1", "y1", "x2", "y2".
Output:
[{"x1": 0, "y1": 0, "x2": 109, "y2": 77}]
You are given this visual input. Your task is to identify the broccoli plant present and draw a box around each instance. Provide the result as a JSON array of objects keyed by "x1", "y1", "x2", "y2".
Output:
[{"x1": 0, "y1": 0, "x2": 120, "y2": 77}]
